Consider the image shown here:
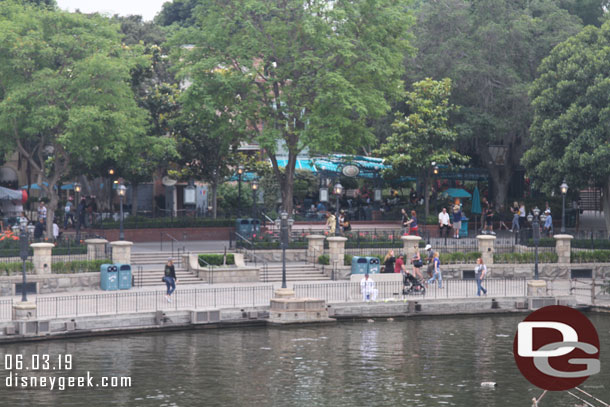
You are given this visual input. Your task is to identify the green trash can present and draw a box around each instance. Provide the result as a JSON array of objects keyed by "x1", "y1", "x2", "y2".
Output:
[
  {"x1": 351, "y1": 256, "x2": 369, "y2": 274},
  {"x1": 100, "y1": 264, "x2": 119, "y2": 291},
  {"x1": 367, "y1": 257, "x2": 381, "y2": 274},
  {"x1": 116, "y1": 263, "x2": 132, "y2": 290},
  {"x1": 236, "y1": 218, "x2": 252, "y2": 238},
  {"x1": 460, "y1": 216, "x2": 469, "y2": 237}
]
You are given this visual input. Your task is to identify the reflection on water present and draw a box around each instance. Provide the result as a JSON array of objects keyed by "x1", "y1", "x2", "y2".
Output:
[{"x1": 0, "y1": 314, "x2": 608, "y2": 406}]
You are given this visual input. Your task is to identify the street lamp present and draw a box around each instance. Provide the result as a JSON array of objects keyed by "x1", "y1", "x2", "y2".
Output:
[
  {"x1": 560, "y1": 179, "x2": 568, "y2": 233},
  {"x1": 117, "y1": 184, "x2": 127, "y2": 241},
  {"x1": 333, "y1": 182, "x2": 343, "y2": 236},
  {"x1": 237, "y1": 165, "x2": 244, "y2": 217},
  {"x1": 251, "y1": 179, "x2": 259, "y2": 218},
  {"x1": 527, "y1": 207, "x2": 545, "y2": 280},
  {"x1": 280, "y1": 211, "x2": 289, "y2": 289},
  {"x1": 19, "y1": 226, "x2": 29, "y2": 302},
  {"x1": 74, "y1": 182, "x2": 81, "y2": 241}
]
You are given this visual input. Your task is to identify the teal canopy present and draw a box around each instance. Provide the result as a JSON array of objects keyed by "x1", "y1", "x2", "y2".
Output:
[
  {"x1": 471, "y1": 186, "x2": 482, "y2": 214},
  {"x1": 445, "y1": 188, "x2": 472, "y2": 199}
]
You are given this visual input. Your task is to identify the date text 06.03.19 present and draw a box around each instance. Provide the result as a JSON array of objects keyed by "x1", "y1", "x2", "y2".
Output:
[{"x1": 4, "y1": 354, "x2": 72, "y2": 371}]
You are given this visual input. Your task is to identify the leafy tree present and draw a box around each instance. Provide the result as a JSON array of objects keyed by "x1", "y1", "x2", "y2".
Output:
[
  {"x1": 523, "y1": 21, "x2": 610, "y2": 232},
  {"x1": 170, "y1": 0, "x2": 413, "y2": 215},
  {"x1": 155, "y1": 0, "x2": 199, "y2": 27},
  {"x1": 0, "y1": 2, "x2": 149, "y2": 235},
  {"x1": 407, "y1": 0, "x2": 583, "y2": 207},
  {"x1": 376, "y1": 78, "x2": 467, "y2": 216}
]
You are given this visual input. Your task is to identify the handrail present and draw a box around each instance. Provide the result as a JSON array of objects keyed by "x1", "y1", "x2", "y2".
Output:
[{"x1": 233, "y1": 232, "x2": 253, "y2": 247}]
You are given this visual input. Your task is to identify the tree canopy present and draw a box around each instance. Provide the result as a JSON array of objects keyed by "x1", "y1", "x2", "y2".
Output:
[
  {"x1": 523, "y1": 20, "x2": 610, "y2": 231},
  {"x1": 170, "y1": 0, "x2": 414, "y2": 214}
]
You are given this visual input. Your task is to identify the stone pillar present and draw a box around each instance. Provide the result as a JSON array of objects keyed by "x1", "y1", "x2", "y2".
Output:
[
  {"x1": 554, "y1": 234, "x2": 573, "y2": 264},
  {"x1": 85, "y1": 238, "x2": 108, "y2": 261},
  {"x1": 306, "y1": 235, "x2": 325, "y2": 263},
  {"x1": 12, "y1": 302, "x2": 37, "y2": 320},
  {"x1": 527, "y1": 280, "x2": 548, "y2": 297},
  {"x1": 477, "y1": 235, "x2": 496, "y2": 265},
  {"x1": 326, "y1": 236, "x2": 348, "y2": 269},
  {"x1": 110, "y1": 241, "x2": 133, "y2": 264},
  {"x1": 401, "y1": 235, "x2": 422, "y2": 261},
  {"x1": 31, "y1": 242, "x2": 54, "y2": 274}
]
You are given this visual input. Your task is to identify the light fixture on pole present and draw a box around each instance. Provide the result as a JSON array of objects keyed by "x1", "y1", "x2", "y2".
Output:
[
  {"x1": 560, "y1": 179, "x2": 568, "y2": 233},
  {"x1": 237, "y1": 165, "x2": 244, "y2": 217},
  {"x1": 117, "y1": 184, "x2": 127, "y2": 241},
  {"x1": 19, "y1": 226, "x2": 29, "y2": 302},
  {"x1": 280, "y1": 211, "x2": 288, "y2": 289},
  {"x1": 74, "y1": 182, "x2": 81, "y2": 242},
  {"x1": 251, "y1": 179, "x2": 259, "y2": 218},
  {"x1": 333, "y1": 182, "x2": 343, "y2": 237}
]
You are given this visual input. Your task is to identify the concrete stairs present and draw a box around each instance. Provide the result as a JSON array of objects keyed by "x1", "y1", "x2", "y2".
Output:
[
  {"x1": 256, "y1": 262, "x2": 331, "y2": 283},
  {"x1": 130, "y1": 252, "x2": 202, "y2": 287}
]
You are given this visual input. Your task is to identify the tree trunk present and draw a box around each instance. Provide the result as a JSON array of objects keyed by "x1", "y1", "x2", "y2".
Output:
[
  {"x1": 43, "y1": 188, "x2": 59, "y2": 240},
  {"x1": 131, "y1": 183, "x2": 139, "y2": 216},
  {"x1": 424, "y1": 175, "x2": 430, "y2": 217},
  {"x1": 211, "y1": 180, "x2": 218, "y2": 219},
  {"x1": 280, "y1": 151, "x2": 297, "y2": 216},
  {"x1": 487, "y1": 164, "x2": 511, "y2": 208},
  {"x1": 602, "y1": 178, "x2": 610, "y2": 238}
]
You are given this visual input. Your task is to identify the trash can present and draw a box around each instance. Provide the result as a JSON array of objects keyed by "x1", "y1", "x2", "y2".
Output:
[
  {"x1": 116, "y1": 263, "x2": 132, "y2": 290},
  {"x1": 100, "y1": 264, "x2": 119, "y2": 291},
  {"x1": 351, "y1": 256, "x2": 369, "y2": 274},
  {"x1": 367, "y1": 257, "x2": 381, "y2": 274},
  {"x1": 460, "y1": 216, "x2": 469, "y2": 237},
  {"x1": 235, "y1": 218, "x2": 252, "y2": 238},
  {"x1": 250, "y1": 218, "x2": 261, "y2": 238}
]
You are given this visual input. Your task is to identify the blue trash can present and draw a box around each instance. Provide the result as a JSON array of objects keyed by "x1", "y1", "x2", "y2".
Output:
[
  {"x1": 351, "y1": 256, "x2": 369, "y2": 274},
  {"x1": 100, "y1": 264, "x2": 119, "y2": 291},
  {"x1": 236, "y1": 218, "x2": 253, "y2": 238},
  {"x1": 460, "y1": 216, "x2": 469, "y2": 237},
  {"x1": 116, "y1": 263, "x2": 132, "y2": 290},
  {"x1": 367, "y1": 257, "x2": 381, "y2": 274}
]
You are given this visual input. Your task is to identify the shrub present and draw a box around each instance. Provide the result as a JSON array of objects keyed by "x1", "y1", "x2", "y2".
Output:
[
  {"x1": 318, "y1": 254, "x2": 330, "y2": 265},
  {"x1": 493, "y1": 252, "x2": 558, "y2": 264},
  {"x1": 439, "y1": 252, "x2": 481, "y2": 264},
  {"x1": 52, "y1": 259, "x2": 110, "y2": 274},
  {"x1": 570, "y1": 250, "x2": 610, "y2": 263},
  {"x1": 198, "y1": 254, "x2": 235, "y2": 266},
  {"x1": 344, "y1": 254, "x2": 353, "y2": 266},
  {"x1": 0, "y1": 261, "x2": 34, "y2": 275}
]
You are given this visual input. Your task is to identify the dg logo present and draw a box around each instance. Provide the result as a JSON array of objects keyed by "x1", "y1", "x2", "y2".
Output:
[{"x1": 513, "y1": 305, "x2": 600, "y2": 391}]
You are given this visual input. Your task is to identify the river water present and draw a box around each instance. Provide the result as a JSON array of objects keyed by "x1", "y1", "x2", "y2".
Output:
[{"x1": 0, "y1": 313, "x2": 608, "y2": 407}]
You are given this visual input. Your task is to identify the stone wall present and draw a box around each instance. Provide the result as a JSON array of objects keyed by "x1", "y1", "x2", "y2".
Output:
[
  {"x1": 439, "y1": 263, "x2": 610, "y2": 280},
  {"x1": 0, "y1": 273, "x2": 101, "y2": 296}
]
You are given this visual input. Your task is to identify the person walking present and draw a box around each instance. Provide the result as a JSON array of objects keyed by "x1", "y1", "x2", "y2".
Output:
[
  {"x1": 411, "y1": 249, "x2": 424, "y2": 280},
  {"x1": 163, "y1": 258, "x2": 178, "y2": 302},
  {"x1": 401, "y1": 208, "x2": 409, "y2": 235},
  {"x1": 438, "y1": 207, "x2": 451, "y2": 238},
  {"x1": 518, "y1": 201, "x2": 526, "y2": 230},
  {"x1": 510, "y1": 201, "x2": 520, "y2": 232},
  {"x1": 483, "y1": 204, "x2": 495, "y2": 235},
  {"x1": 427, "y1": 251, "x2": 443, "y2": 288},
  {"x1": 543, "y1": 209, "x2": 553, "y2": 237},
  {"x1": 360, "y1": 273, "x2": 378, "y2": 302},
  {"x1": 325, "y1": 212, "x2": 336, "y2": 235},
  {"x1": 394, "y1": 253, "x2": 406, "y2": 274},
  {"x1": 37, "y1": 201, "x2": 47, "y2": 223},
  {"x1": 424, "y1": 244, "x2": 434, "y2": 278},
  {"x1": 405, "y1": 210, "x2": 419, "y2": 236},
  {"x1": 64, "y1": 197, "x2": 74, "y2": 229},
  {"x1": 383, "y1": 249, "x2": 396, "y2": 273},
  {"x1": 452, "y1": 205, "x2": 462, "y2": 239},
  {"x1": 474, "y1": 257, "x2": 487, "y2": 296}
]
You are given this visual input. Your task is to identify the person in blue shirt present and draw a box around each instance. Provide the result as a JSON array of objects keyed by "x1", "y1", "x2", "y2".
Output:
[
  {"x1": 316, "y1": 201, "x2": 326, "y2": 212},
  {"x1": 426, "y1": 251, "x2": 443, "y2": 289},
  {"x1": 543, "y1": 209, "x2": 553, "y2": 237}
]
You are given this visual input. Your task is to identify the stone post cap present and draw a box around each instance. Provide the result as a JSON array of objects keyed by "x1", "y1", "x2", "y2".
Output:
[
  {"x1": 30, "y1": 242, "x2": 55, "y2": 249},
  {"x1": 476, "y1": 235, "x2": 497, "y2": 241},
  {"x1": 306, "y1": 234, "x2": 326, "y2": 240},
  {"x1": 84, "y1": 238, "x2": 109, "y2": 244},
  {"x1": 400, "y1": 235, "x2": 422, "y2": 242},
  {"x1": 326, "y1": 236, "x2": 348, "y2": 242},
  {"x1": 13, "y1": 301, "x2": 37, "y2": 310},
  {"x1": 109, "y1": 241, "x2": 134, "y2": 247},
  {"x1": 527, "y1": 280, "x2": 547, "y2": 287},
  {"x1": 553, "y1": 234, "x2": 574, "y2": 240}
]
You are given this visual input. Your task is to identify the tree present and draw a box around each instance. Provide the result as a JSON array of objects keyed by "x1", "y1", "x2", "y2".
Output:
[
  {"x1": 407, "y1": 0, "x2": 583, "y2": 207},
  {"x1": 522, "y1": 21, "x2": 610, "y2": 232},
  {"x1": 0, "y1": 2, "x2": 149, "y2": 236},
  {"x1": 170, "y1": 0, "x2": 413, "y2": 215},
  {"x1": 376, "y1": 78, "x2": 467, "y2": 216}
]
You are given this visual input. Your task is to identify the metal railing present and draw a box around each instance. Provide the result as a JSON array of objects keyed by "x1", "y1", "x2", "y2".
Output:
[
  {"x1": 160, "y1": 232, "x2": 185, "y2": 260},
  {"x1": 198, "y1": 256, "x2": 215, "y2": 284},
  {"x1": 30, "y1": 285, "x2": 275, "y2": 319},
  {"x1": 293, "y1": 278, "x2": 528, "y2": 303}
]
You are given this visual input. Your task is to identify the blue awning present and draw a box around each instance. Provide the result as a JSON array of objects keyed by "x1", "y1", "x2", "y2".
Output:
[{"x1": 445, "y1": 188, "x2": 472, "y2": 199}]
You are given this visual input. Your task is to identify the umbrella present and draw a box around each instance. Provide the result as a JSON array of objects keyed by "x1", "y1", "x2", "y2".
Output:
[
  {"x1": 471, "y1": 186, "x2": 482, "y2": 235},
  {"x1": 445, "y1": 188, "x2": 472, "y2": 199},
  {"x1": 0, "y1": 186, "x2": 27, "y2": 203}
]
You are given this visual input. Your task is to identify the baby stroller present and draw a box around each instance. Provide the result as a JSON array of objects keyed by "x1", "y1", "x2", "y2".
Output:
[{"x1": 402, "y1": 272, "x2": 426, "y2": 295}]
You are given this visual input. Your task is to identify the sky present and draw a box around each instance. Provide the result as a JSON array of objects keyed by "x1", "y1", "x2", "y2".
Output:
[{"x1": 56, "y1": 0, "x2": 167, "y2": 21}]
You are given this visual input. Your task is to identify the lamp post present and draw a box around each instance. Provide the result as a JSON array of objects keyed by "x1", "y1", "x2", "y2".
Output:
[
  {"x1": 117, "y1": 184, "x2": 126, "y2": 241},
  {"x1": 527, "y1": 207, "x2": 546, "y2": 280},
  {"x1": 280, "y1": 211, "x2": 288, "y2": 289},
  {"x1": 237, "y1": 165, "x2": 244, "y2": 217},
  {"x1": 251, "y1": 179, "x2": 259, "y2": 218},
  {"x1": 333, "y1": 182, "x2": 343, "y2": 236},
  {"x1": 19, "y1": 226, "x2": 29, "y2": 302},
  {"x1": 74, "y1": 182, "x2": 81, "y2": 241},
  {"x1": 560, "y1": 179, "x2": 568, "y2": 233}
]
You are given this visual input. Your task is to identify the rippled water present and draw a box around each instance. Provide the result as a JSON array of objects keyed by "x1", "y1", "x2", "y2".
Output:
[{"x1": 0, "y1": 313, "x2": 608, "y2": 406}]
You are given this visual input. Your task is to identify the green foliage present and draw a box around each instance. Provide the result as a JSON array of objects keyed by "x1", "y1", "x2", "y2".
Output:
[
  {"x1": 100, "y1": 216, "x2": 235, "y2": 229},
  {"x1": 571, "y1": 250, "x2": 610, "y2": 263},
  {"x1": 0, "y1": 262, "x2": 34, "y2": 275},
  {"x1": 524, "y1": 20, "x2": 610, "y2": 231},
  {"x1": 494, "y1": 252, "x2": 558, "y2": 264},
  {"x1": 318, "y1": 255, "x2": 330, "y2": 265},
  {"x1": 439, "y1": 252, "x2": 481, "y2": 264},
  {"x1": 52, "y1": 259, "x2": 110, "y2": 274},
  {"x1": 344, "y1": 254, "x2": 353, "y2": 266},
  {"x1": 198, "y1": 254, "x2": 235, "y2": 266}
]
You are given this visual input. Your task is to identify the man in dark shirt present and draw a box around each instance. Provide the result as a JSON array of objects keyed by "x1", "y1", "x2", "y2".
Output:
[{"x1": 34, "y1": 218, "x2": 44, "y2": 240}]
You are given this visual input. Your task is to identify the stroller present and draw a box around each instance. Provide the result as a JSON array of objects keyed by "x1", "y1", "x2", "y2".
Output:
[{"x1": 402, "y1": 272, "x2": 426, "y2": 295}]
